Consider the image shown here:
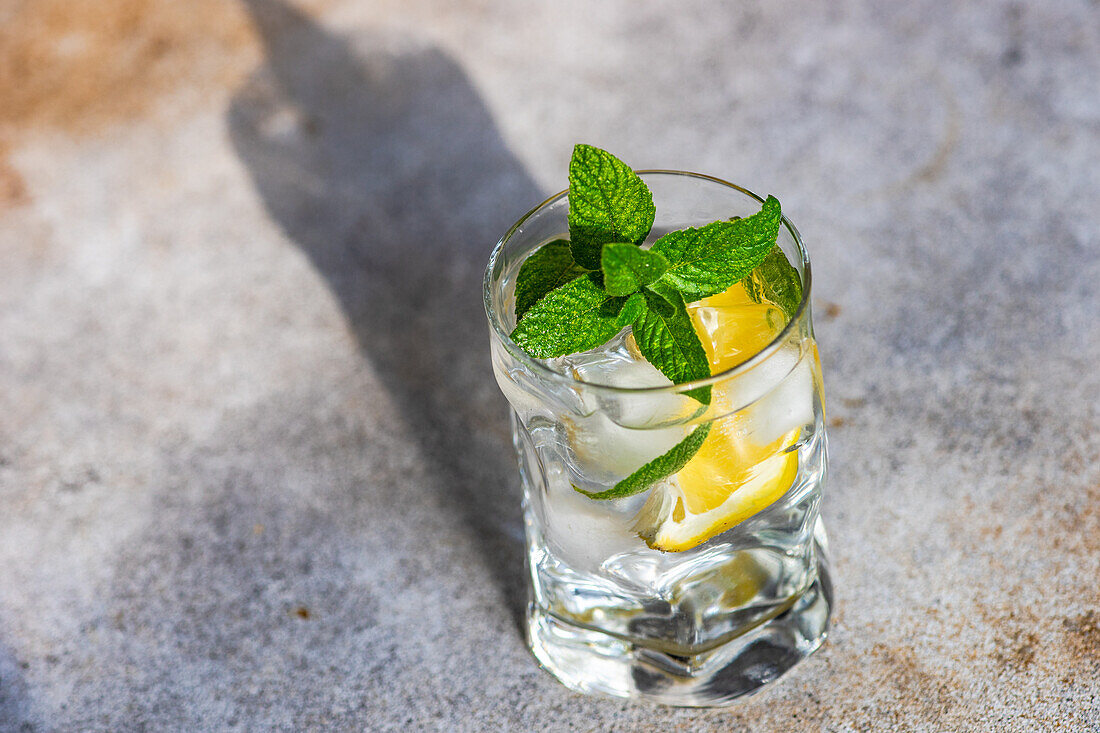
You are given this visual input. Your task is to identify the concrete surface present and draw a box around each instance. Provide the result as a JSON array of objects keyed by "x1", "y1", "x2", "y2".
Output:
[{"x1": 1, "y1": 0, "x2": 1098, "y2": 730}]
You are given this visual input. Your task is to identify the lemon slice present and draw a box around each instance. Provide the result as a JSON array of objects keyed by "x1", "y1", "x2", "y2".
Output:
[
  {"x1": 632, "y1": 282, "x2": 798, "y2": 552},
  {"x1": 632, "y1": 429, "x2": 799, "y2": 551},
  {"x1": 687, "y1": 282, "x2": 786, "y2": 374}
]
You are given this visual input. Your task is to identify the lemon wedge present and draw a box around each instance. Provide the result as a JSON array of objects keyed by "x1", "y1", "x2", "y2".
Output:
[
  {"x1": 632, "y1": 430, "x2": 799, "y2": 551},
  {"x1": 632, "y1": 283, "x2": 800, "y2": 552}
]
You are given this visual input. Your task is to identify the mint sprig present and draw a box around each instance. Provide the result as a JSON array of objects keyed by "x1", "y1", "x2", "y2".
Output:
[{"x1": 508, "y1": 144, "x2": 789, "y2": 501}]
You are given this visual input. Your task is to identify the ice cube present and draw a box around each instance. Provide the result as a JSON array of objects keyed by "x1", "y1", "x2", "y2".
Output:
[
  {"x1": 553, "y1": 333, "x2": 698, "y2": 429},
  {"x1": 492, "y1": 339, "x2": 590, "y2": 419},
  {"x1": 565, "y1": 411, "x2": 689, "y2": 485},
  {"x1": 749, "y1": 354, "x2": 815, "y2": 440},
  {"x1": 553, "y1": 330, "x2": 643, "y2": 383},
  {"x1": 731, "y1": 347, "x2": 816, "y2": 445},
  {"x1": 554, "y1": 336, "x2": 690, "y2": 477},
  {"x1": 541, "y1": 464, "x2": 644, "y2": 570},
  {"x1": 719, "y1": 342, "x2": 801, "y2": 412}
]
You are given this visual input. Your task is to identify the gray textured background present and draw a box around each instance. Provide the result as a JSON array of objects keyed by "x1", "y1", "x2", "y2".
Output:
[{"x1": 1, "y1": 0, "x2": 1098, "y2": 730}]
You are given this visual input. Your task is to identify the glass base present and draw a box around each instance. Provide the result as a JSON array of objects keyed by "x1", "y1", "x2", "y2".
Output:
[{"x1": 526, "y1": 545, "x2": 832, "y2": 707}]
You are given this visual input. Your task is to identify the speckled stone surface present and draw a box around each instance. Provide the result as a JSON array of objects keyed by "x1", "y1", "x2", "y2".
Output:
[{"x1": 1, "y1": 0, "x2": 1098, "y2": 730}]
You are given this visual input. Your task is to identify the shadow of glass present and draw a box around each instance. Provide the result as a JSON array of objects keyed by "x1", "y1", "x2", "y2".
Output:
[{"x1": 227, "y1": 0, "x2": 545, "y2": 624}]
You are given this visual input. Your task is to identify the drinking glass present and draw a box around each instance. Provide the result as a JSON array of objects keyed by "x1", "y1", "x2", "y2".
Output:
[{"x1": 484, "y1": 171, "x2": 832, "y2": 706}]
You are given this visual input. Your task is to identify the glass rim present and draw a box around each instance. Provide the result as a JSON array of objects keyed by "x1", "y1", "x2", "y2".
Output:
[{"x1": 483, "y1": 169, "x2": 812, "y2": 395}]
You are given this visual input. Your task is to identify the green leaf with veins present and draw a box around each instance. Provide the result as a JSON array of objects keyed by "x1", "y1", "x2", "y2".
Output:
[
  {"x1": 601, "y1": 242, "x2": 670, "y2": 297},
  {"x1": 631, "y1": 282, "x2": 711, "y2": 405},
  {"x1": 513, "y1": 239, "x2": 589, "y2": 320},
  {"x1": 568, "y1": 144, "x2": 655, "y2": 270},
  {"x1": 510, "y1": 273, "x2": 625, "y2": 358},
  {"x1": 652, "y1": 195, "x2": 783, "y2": 299},
  {"x1": 575, "y1": 423, "x2": 712, "y2": 500},
  {"x1": 744, "y1": 244, "x2": 803, "y2": 320},
  {"x1": 615, "y1": 291, "x2": 647, "y2": 328},
  {"x1": 641, "y1": 286, "x2": 675, "y2": 318}
]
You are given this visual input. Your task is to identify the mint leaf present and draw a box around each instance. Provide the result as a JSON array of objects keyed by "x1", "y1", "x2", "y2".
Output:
[
  {"x1": 652, "y1": 195, "x2": 783, "y2": 299},
  {"x1": 615, "y1": 292, "x2": 647, "y2": 328},
  {"x1": 510, "y1": 273, "x2": 625, "y2": 358},
  {"x1": 744, "y1": 244, "x2": 803, "y2": 319},
  {"x1": 601, "y1": 243, "x2": 669, "y2": 296},
  {"x1": 641, "y1": 286, "x2": 675, "y2": 318},
  {"x1": 514, "y1": 239, "x2": 589, "y2": 319},
  {"x1": 576, "y1": 423, "x2": 712, "y2": 500},
  {"x1": 568, "y1": 144, "x2": 656, "y2": 269},
  {"x1": 632, "y1": 283, "x2": 712, "y2": 404}
]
